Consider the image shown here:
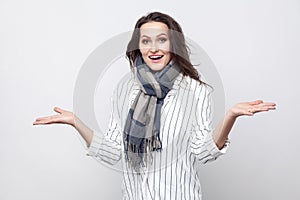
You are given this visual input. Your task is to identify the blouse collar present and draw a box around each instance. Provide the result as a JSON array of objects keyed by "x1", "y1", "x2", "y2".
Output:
[{"x1": 131, "y1": 73, "x2": 188, "y2": 97}]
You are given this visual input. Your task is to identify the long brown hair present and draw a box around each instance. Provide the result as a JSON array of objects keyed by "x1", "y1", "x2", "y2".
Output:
[{"x1": 126, "y1": 11, "x2": 202, "y2": 83}]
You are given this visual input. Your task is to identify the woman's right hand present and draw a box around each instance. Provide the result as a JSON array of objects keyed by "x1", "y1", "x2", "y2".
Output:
[{"x1": 33, "y1": 107, "x2": 75, "y2": 127}]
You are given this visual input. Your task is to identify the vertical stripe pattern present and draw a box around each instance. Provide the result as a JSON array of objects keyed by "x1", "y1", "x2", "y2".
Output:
[{"x1": 87, "y1": 73, "x2": 230, "y2": 200}]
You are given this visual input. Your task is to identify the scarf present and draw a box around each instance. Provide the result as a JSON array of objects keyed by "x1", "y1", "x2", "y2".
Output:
[{"x1": 123, "y1": 55, "x2": 181, "y2": 172}]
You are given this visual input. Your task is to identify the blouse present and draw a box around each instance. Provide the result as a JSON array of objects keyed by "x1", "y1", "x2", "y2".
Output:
[{"x1": 86, "y1": 73, "x2": 229, "y2": 200}]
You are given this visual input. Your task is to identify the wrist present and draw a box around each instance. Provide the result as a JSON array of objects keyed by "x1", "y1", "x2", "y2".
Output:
[
  {"x1": 226, "y1": 109, "x2": 238, "y2": 120},
  {"x1": 71, "y1": 114, "x2": 77, "y2": 127}
]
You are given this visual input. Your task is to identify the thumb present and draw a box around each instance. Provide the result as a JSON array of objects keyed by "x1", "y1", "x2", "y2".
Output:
[
  {"x1": 250, "y1": 100, "x2": 263, "y2": 105},
  {"x1": 53, "y1": 107, "x2": 65, "y2": 114}
]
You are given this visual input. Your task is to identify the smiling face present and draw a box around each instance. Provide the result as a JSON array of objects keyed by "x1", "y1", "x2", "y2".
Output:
[{"x1": 139, "y1": 22, "x2": 171, "y2": 71}]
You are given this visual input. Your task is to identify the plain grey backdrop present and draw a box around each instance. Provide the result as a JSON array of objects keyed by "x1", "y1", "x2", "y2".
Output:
[{"x1": 1, "y1": 0, "x2": 299, "y2": 199}]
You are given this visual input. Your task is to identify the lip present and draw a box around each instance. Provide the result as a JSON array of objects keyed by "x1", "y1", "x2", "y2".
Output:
[{"x1": 148, "y1": 54, "x2": 164, "y2": 63}]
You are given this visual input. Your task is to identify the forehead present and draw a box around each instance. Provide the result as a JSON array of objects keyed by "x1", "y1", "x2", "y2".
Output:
[{"x1": 140, "y1": 22, "x2": 169, "y2": 36}]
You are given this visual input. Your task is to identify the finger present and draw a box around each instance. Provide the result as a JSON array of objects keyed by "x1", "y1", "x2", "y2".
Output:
[
  {"x1": 249, "y1": 100, "x2": 263, "y2": 105},
  {"x1": 33, "y1": 115, "x2": 58, "y2": 124},
  {"x1": 34, "y1": 116, "x2": 50, "y2": 121},
  {"x1": 252, "y1": 103, "x2": 276, "y2": 110},
  {"x1": 33, "y1": 120, "x2": 40, "y2": 125},
  {"x1": 246, "y1": 108, "x2": 255, "y2": 115},
  {"x1": 265, "y1": 104, "x2": 276, "y2": 110},
  {"x1": 263, "y1": 102, "x2": 276, "y2": 106},
  {"x1": 33, "y1": 119, "x2": 51, "y2": 125},
  {"x1": 253, "y1": 102, "x2": 276, "y2": 107},
  {"x1": 252, "y1": 105, "x2": 276, "y2": 113},
  {"x1": 245, "y1": 111, "x2": 254, "y2": 116},
  {"x1": 33, "y1": 120, "x2": 50, "y2": 125},
  {"x1": 54, "y1": 107, "x2": 65, "y2": 114}
]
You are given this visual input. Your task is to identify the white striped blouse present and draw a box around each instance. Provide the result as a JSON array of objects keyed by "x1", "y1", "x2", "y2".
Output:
[{"x1": 87, "y1": 73, "x2": 229, "y2": 200}]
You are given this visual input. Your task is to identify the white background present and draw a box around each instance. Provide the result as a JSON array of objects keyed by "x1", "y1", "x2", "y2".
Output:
[{"x1": 0, "y1": 0, "x2": 299, "y2": 199}]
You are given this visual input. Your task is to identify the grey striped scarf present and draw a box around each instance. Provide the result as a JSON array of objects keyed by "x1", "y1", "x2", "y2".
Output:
[{"x1": 123, "y1": 55, "x2": 181, "y2": 172}]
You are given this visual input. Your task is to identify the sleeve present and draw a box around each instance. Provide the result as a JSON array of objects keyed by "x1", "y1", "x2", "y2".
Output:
[
  {"x1": 86, "y1": 88, "x2": 122, "y2": 166},
  {"x1": 190, "y1": 84, "x2": 230, "y2": 164}
]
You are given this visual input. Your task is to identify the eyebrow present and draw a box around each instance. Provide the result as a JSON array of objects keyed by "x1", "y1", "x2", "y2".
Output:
[{"x1": 141, "y1": 33, "x2": 168, "y2": 38}]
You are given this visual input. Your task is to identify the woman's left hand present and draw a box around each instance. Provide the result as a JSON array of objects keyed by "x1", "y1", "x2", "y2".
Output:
[{"x1": 228, "y1": 100, "x2": 276, "y2": 118}]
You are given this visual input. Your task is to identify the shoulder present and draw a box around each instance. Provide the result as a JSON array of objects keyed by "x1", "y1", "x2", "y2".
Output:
[
  {"x1": 177, "y1": 74, "x2": 212, "y2": 95},
  {"x1": 110, "y1": 73, "x2": 138, "y2": 121},
  {"x1": 113, "y1": 73, "x2": 138, "y2": 97},
  {"x1": 111, "y1": 73, "x2": 140, "y2": 110}
]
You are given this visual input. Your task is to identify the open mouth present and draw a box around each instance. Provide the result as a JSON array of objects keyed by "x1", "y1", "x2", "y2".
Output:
[{"x1": 149, "y1": 55, "x2": 164, "y2": 60}]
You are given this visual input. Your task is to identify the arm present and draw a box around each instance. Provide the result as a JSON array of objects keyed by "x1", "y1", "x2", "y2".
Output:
[
  {"x1": 32, "y1": 76, "x2": 133, "y2": 165},
  {"x1": 212, "y1": 100, "x2": 276, "y2": 149},
  {"x1": 33, "y1": 107, "x2": 122, "y2": 165},
  {"x1": 190, "y1": 84, "x2": 276, "y2": 163},
  {"x1": 190, "y1": 84, "x2": 227, "y2": 163}
]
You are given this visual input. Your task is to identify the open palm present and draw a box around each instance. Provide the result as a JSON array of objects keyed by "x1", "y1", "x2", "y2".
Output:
[
  {"x1": 230, "y1": 100, "x2": 276, "y2": 117},
  {"x1": 33, "y1": 107, "x2": 75, "y2": 126}
]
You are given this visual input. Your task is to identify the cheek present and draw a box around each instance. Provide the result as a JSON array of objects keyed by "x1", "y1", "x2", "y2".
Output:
[
  {"x1": 160, "y1": 42, "x2": 170, "y2": 52},
  {"x1": 139, "y1": 49, "x2": 148, "y2": 59},
  {"x1": 139, "y1": 44, "x2": 148, "y2": 55},
  {"x1": 164, "y1": 53, "x2": 171, "y2": 64}
]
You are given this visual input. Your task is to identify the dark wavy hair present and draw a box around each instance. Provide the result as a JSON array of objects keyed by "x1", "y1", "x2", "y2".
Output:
[{"x1": 126, "y1": 11, "x2": 202, "y2": 83}]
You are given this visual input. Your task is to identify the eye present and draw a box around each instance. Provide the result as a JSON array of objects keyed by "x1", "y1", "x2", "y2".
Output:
[
  {"x1": 141, "y1": 39, "x2": 149, "y2": 45},
  {"x1": 158, "y1": 37, "x2": 167, "y2": 43}
]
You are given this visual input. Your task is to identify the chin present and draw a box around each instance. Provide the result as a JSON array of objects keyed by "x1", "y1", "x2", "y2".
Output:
[{"x1": 147, "y1": 63, "x2": 165, "y2": 71}]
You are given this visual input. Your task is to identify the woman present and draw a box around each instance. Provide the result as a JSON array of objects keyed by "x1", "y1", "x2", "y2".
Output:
[{"x1": 33, "y1": 12, "x2": 276, "y2": 200}]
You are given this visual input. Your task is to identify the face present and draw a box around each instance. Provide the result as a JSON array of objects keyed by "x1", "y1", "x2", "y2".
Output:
[{"x1": 139, "y1": 22, "x2": 171, "y2": 71}]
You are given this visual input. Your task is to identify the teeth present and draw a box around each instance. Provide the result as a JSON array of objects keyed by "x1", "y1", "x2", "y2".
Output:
[{"x1": 149, "y1": 55, "x2": 163, "y2": 59}]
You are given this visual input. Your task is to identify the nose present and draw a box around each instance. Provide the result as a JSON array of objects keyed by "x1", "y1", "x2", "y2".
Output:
[{"x1": 149, "y1": 42, "x2": 159, "y2": 53}]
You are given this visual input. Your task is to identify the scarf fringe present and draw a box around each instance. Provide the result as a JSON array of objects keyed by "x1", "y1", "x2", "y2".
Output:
[{"x1": 124, "y1": 136, "x2": 162, "y2": 173}]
